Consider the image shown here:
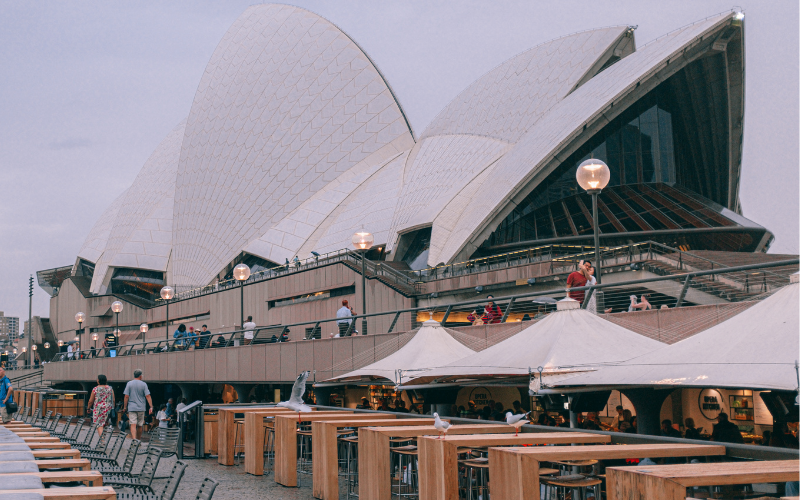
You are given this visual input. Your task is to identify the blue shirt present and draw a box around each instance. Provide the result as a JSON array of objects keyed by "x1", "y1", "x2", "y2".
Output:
[
  {"x1": 0, "y1": 376, "x2": 12, "y2": 408},
  {"x1": 173, "y1": 329, "x2": 185, "y2": 346}
]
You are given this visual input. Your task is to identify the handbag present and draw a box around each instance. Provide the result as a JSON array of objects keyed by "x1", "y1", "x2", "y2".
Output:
[{"x1": 5, "y1": 397, "x2": 17, "y2": 415}]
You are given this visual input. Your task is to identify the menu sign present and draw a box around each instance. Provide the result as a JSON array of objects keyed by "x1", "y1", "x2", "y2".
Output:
[{"x1": 753, "y1": 391, "x2": 772, "y2": 425}]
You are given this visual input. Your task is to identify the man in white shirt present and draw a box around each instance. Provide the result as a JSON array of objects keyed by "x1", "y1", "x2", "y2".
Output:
[
  {"x1": 67, "y1": 343, "x2": 74, "y2": 359},
  {"x1": 176, "y1": 397, "x2": 187, "y2": 413},
  {"x1": 242, "y1": 316, "x2": 256, "y2": 345},
  {"x1": 336, "y1": 299, "x2": 355, "y2": 336}
]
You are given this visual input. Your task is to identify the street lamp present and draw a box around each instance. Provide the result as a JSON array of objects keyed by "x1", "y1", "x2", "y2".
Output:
[
  {"x1": 160, "y1": 286, "x2": 174, "y2": 340},
  {"x1": 57, "y1": 340, "x2": 63, "y2": 348},
  {"x1": 233, "y1": 263, "x2": 251, "y2": 330},
  {"x1": 43, "y1": 342, "x2": 50, "y2": 349},
  {"x1": 352, "y1": 230, "x2": 374, "y2": 335},
  {"x1": 576, "y1": 158, "x2": 610, "y2": 284},
  {"x1": 75, "y1": 312, "x2": 86, "y2": 353}
]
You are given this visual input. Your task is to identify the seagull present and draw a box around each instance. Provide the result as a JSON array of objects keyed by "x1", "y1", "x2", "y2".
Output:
[
  {"x1": 433, "y1": 412, "x2": 451, "y2": 439},
  {"x1": 277, "y1": 371, "x2": 312, "y2": 423},
  {"x1": 506, "y1": 411, "x2": 531, "y2": 436}
]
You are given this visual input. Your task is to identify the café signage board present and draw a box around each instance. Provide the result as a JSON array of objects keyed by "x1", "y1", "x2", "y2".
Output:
[{"x1": 698, "y1": 388, "x2": 725, "y2": 420}]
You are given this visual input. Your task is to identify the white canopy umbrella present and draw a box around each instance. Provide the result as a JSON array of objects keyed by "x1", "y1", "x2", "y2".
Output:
[
  {"x1": 550, "y1": 275, "x2": 800, "y2": 392},
  {"x1": 401, "y1": 298, "x2": 663, "y2": 388},
  {"x1": 317, "y1": 319, "x2": 477, "y2": 386}
]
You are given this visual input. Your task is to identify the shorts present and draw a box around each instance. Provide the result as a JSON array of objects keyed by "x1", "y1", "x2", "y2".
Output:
[
  {"x1": 0, "y1": 406, "x2": 9, "y2": 423},
  {"x1": 128, "y1": 411, "x2": 145, "y2": 426}
]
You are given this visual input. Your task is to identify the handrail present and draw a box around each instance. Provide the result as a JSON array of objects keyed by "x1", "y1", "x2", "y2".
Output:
[{"x1": 50, "y1": 258, "x2": 798, "y2": 363}]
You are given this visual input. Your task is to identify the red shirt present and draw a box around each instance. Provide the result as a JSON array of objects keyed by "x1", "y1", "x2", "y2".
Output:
[
  {"x1": 566, "y1": 271, "x2": 588, "y2": 303},
  {"x1": 484, "y1": 304, "x2": 503, "y2": 324}
]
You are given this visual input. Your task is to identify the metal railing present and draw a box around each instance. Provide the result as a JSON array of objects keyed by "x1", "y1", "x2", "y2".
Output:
[{"x1": 49, "y1": 258, "x2": 798, "y2": 363}]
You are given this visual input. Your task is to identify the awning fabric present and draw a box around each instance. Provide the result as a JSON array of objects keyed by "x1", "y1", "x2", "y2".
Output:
[
  {"x1": 402, "y1": 298, "x2": 663, "y2": 387},
  {"x1": 550, "y1": 277, "x2": 800, "y2": 391},
  {"x1": 320, "y1": 320, "x2": 476, "y2": 385}
]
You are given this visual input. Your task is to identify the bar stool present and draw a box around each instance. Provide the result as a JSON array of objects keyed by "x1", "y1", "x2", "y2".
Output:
[
  {"x1": 233, "y1": 420, "x2": 245, "y2": 465},
  {"x1": 461, "y1": 457, "x2": 489, "y2": 500},
  {"x1": 263, "y1": 422, "x2": 275, "y2": 473},
  {"x1": 339, "y1": 435, "x2": 359, "y2": 500},
  {"x1": 389, "y1": 437, "x2": 415, "y2": 477},
  {"x1": 540, "y1": 476, "x2": 602, "y2": 500},
  {"x1": 390, "y1": 445, "x2": 419, "y2": 499},
  {"x1": 297, "y1": 429, "x2": 313, "y2": 475}
]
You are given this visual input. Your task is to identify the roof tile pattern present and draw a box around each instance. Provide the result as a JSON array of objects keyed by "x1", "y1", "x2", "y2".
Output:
[
  {"x1": 88, "y1": 121, "x2": 186, "y2": 293},
  {"x1": 171, "y1": 4, "x2": 413, "y2": 286},
  {"x1": 427, "y1": 13, "x2": 734, "y2": 265},
  {"x1": 421, "y1": 27, "x2": 628, "y2": 142}
]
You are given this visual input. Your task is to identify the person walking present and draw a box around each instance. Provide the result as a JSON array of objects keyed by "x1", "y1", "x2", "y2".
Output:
[
  {"x1": 242, "y1": 316, "x2": 256, "y2": 345},
  {"x1": 123, "y1": 369, "x2": 153, "y2": 440},
  {"x1": 0, "y1": 367, "x2": 14, "y2": 423},
  {"x1": 87, "y1": 374, "x2": 114, "y2": 435}
]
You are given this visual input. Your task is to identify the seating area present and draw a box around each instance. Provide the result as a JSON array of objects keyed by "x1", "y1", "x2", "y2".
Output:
[
  {"x1": 3, "y1": 398, "x2": 219, "y2": 500},
  {"x1": 203, "y1": 403, "x2": 800, "y2": 500}
]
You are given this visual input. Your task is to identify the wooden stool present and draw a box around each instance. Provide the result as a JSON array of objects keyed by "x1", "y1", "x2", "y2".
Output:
[
  {"x1": 339, "y1": 435, "x2": 359, "y2": 500},
  {"x1": 461, "y1": 457, "x2": 489, "y2": 500},
  {"x1": 263, "y1": 423, "x2": 275, "y2": 473},
  {"x1": 391, "y1": 446, "x2": 419, "y2": 499},
  {"x1": 233, "y1": 420, "x2": 245, "y2": 465}
]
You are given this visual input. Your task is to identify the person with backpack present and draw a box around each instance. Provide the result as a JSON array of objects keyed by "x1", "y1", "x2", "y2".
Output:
[{"x1": 0, "y1": 367, "x2": 14, "y2": 423}]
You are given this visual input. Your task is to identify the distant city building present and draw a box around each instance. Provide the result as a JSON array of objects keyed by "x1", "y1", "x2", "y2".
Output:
[{"x1": 0, "y1": 312, "x2": 19, "y2": 342}]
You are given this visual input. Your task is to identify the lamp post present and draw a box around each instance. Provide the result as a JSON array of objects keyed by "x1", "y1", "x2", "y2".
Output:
[
  {"x1": 111, "y1": 301, "x2": 123, "y2": 342},
  {"x1": 352, "y1": 230, "x2": 374, "y2": 335},
  {"x1": 233, "y1": 263, "x2": 251, "y2": 330},
  {"x1": 75, "y1": 312, "x2": 86, "y2": 355},
  {"x1": 160, "y1": 286, "x2": 174, "y2": 340},
  {"x1": 27, "y1": 275, "x2": 33, "y2": 367},
  {"x1": 92, "y1": 332, "x2": 98, "y2": 350},
  {"x1": 576, "y1": 158, "x2": 611, "y2": 284},
  {"x1": 140, "y1": 324, "x2": 149, "y2": 347}
]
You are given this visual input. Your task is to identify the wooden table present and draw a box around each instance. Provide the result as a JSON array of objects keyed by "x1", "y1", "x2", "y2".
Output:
[
  {"x1": 358, "y1": 424, "x2": 515, "y2": 500},
  {"x1": 217, "y1": 407, "x2": 296, "y2": 466},
  {"x1": 274, "y1": 413, "x2": 394, "y2": 488},
  {"x1": 418, "y1": 432, "x2": 612, "y2": 500},
  {"x1": 22, "y1": 436, "x2": 60, "y2": 443},
  {"x1": 35, "y1": 458, "x2": 91, "y2": 471},
  {"x1": 0, "y1": 486, "x2": 117, "y2": 499},
  {"x1": 10, "y1": 470, "x2": 104, "y2": 486},
  {"x1": 23, "y1": 441, "x2": 72, "y2": 450},
  {"x1": 243, "y1": 410, "x2": 346, "y2": 475},
  {"x1": 606, "y1": 460, "x2": 800, "y2": 500},
  {"x1": 10, "y1": 431, "x2": 49, "y2": 437},
  {"x1": 312, "y1": 418, "x2": 436, "y2": 500},
  {"x1": 488, "y1": 443, "x2": 727, "y2": 500},
  {"x1": 33, "y1": 449, "x2": 82, "y2": 459}
]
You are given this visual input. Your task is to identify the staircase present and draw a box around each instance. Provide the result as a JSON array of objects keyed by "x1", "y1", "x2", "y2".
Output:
[
  {"x1": 6, "y1": 368, "x2": 47, "y2": 390},
  {"x1": 641, "y1": 259, "x2": 761, "y2": 302}
]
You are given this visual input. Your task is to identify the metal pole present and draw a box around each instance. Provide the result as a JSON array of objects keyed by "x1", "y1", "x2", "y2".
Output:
[
  {"x1": 361, "y1": 251, "x2": 367, "y2": 335},
  {"x1": 115, "y1": 312, "x2": 119, "y2": 340},
  {"x1": 240, "y1": 281, "x2": 244, "y2": 330},
  {"x1": 27, "y1": 275, "x2": 33, "y2": 367},
  {"x1": 591, "y1": 191, "x2": 602, "y2": 284},
  {"x1": 165, "y1": 300, "x2": 169, "y2": 340}
]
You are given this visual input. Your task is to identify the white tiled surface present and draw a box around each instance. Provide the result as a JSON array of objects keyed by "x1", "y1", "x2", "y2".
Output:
[
  {"x1": 170, "y1": 4, "x2": 414, "y2": 286},
  {"x1": 87, "y1": 121, "x2": 186, "y2": 294},
  {"x1": 428, "y1": 13, "x2": 734, "y2": 265},
  {"x1": 76, "y1": 8, "x2": 734, "y2": 282},
  {"x1": 421, "y1": 27, "x2": 627, "y2": 143}
]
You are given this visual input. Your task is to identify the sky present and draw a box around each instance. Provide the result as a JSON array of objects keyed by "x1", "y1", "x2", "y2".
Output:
[{"x1": 0, "y1": 1, "x2": 797, "y2": 323}]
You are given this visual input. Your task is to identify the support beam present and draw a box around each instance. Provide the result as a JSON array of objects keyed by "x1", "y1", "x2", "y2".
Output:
[{"x1": 622, "y1": 388, "x2": 674, "y2": 436}]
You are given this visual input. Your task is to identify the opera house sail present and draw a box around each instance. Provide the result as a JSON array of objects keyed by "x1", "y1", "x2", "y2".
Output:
[{"x1": 38, "y1": 7, "x2": 769, "y2": 306}]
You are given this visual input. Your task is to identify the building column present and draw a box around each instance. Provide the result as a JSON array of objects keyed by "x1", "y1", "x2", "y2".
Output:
[
  {"x1": 622, "y1": 388, "x2": 673, "y2": 436},
  {"x1": 176, "y1": 384, "x2": 196, "y2": 403},
  {"x1": 232, "y1": 384, "x2": 254, "y2": 403}
]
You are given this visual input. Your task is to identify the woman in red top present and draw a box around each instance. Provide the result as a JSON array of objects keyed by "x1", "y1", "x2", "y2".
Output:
[
  {"x1": 88, "y1": 374, "x2": 114, "y2": 435},
  {"x1": 483, "y1": 295, "x2": 503, "y2": 323}
]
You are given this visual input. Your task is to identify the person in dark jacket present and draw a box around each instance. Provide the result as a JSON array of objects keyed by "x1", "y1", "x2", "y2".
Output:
[
  {"x1": 683, "y1": 418, "x2": 703, "y2": 440},
  {"x1": 710, "y1": 412, "x2": 743, "y2": 444},
  {"x1": 661, "y1": 419, "x2": 682, "y2": 438}
]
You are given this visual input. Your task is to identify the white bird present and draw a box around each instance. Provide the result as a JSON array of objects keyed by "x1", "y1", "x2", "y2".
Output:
[
  {"x1": 433, "y1": 412, "x2": 451, "y2": 439},
  {"x1": 277, "y1": 371, "x2": 313, "y2": 422},
  {"x1": 506, "y1": 411, "x2": 530, "y2": 436}
]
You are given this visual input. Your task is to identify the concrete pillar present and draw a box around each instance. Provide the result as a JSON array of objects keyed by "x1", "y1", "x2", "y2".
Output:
[
  {"x1": 79, "y1": 381, "x2": 93, "y2": 393},
  {"x1": 176, "y1": 384, "x2": 196, "y2": 403},
  {"x1": 232, "y1": 384, "x2": 254, "y2": 404},
  {"x1": 622, "y1": 388, "x2": 673, "y2": 436}
]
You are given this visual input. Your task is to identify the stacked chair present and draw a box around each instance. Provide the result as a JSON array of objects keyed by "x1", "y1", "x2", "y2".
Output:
[{"x1": 2, "y1": 405, "x2": 218, "y2": 499}]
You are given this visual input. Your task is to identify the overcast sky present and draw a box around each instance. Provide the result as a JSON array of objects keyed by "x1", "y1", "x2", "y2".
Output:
[{"x1": 0, "y1": 1, "x2": 797, "y2": 323}]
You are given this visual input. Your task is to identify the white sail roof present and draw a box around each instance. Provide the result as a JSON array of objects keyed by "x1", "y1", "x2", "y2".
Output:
[
  {"x1": 551, "y1": 279, "x2": 800, "y2": 391},
  {"x1": 404, "y1": 298, "x2": 663, "y2": 386},
  {"x1": 321, "y1": 320, "x2": 476, "y2": 385}
]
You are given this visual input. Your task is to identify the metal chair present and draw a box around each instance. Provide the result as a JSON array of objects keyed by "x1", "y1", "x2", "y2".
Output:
[
  {"x1": 461, "y1": 458, "x2": 489, "y2": 500},
  {"x1": 391, "y1": 445, "x2": 419, "y2": 499},
  {"x1": 103, "y1": 448, "x2": 162, "y2": 494},
  {"x1": 52, "y1": 415, "x2": 74, "y2": 438},
  {"x1": 74, "y1": 424, "x2": 112, "y2": 452},
  {"x1": 195, "y1": 477, "x2": 219, "y2": 500},
  {"x1": 540, "y1": 476, "x2": 602, "y2": 500},
  {"x1": 61, "y1": 418, "x2": 87, "y2": 444},
  {"x1": 340, "y1": 435, "x2": 359, "y2": 500},
  {"x1": 233, "y1": 420, "x2": 245, "y2": 465},
  {"x1": 114, "y1": 460, "x2": 188, "y2": 500},
  {"x1": 95, "y1": 439, "x2": 141, "y2": 475},
  {"x1": 263, "y1": 422, "x2": 275, "y2": 473},
  {"x1": 14, "y1": 407, "x2": 29, "y2": 422},
  {"x1": 81, "y1": 430, "x2": 121, "y2": 461},
  {"x1": 297, "y1": 429, "x2": 313, "y2": 475},
  {"x1": 25, "y1": 408, "x2": 40, "y2": 424},
  {"x1": 33, "y1": 410, "x2": 53, "y2": 428},
  {"x1": 43, "y1": 412, "x2": 62, "y2": 432},
  {"x1": 138, "y1": 427, "x2": 180, "y2": 458}
]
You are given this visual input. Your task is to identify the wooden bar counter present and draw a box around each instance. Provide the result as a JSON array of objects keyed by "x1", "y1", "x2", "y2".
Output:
[
  {"x1": 217, "y1": 406, "x2": 295, "y2": 466},
  {"x1": 488, "y1": 443, "x2": 726, "y2": 500},
  {"x1": 358, "y1": 424, "x2": 513, "y2": 500},
  {"x1": 418, "y1": 432, "x2": 611, "y2": 500},
  {"x1": 244, "y1": 410, "x2": 348, "y2": 475},
  {"x1": 274, "y1": 413, "x2": 395, "y2": 488},
  {"x1": 312, "y1": 418, "x2": 436, "y2": 500},
  {"x1": 606, "y1": 459, "x2": 800, "y2": 500}
]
